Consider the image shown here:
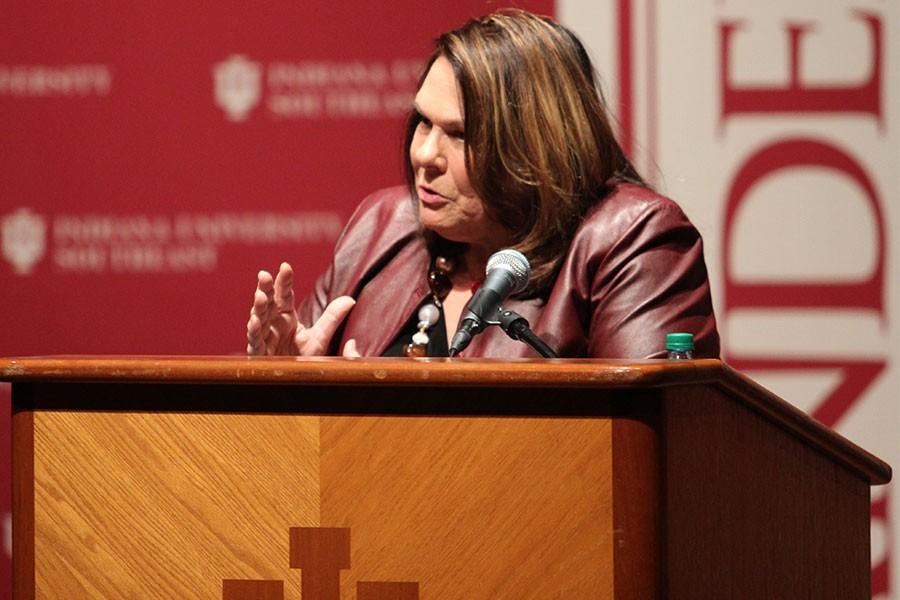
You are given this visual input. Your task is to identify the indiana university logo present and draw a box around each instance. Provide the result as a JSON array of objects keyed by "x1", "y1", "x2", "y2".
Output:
[
  {"x1": 223, "y1": 527, "x2": 418, "y2": 600},
  {"x1": 1, "y1": 207, "x2": 46, "y2": 275},
  {"x1": 213, "y1": 54, "x2": 263, "y2": 122}
]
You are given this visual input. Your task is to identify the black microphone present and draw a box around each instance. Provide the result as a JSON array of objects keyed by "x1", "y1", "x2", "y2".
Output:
[{"x1": 448, "y1": 249, "x2": 530, "y2": 357}]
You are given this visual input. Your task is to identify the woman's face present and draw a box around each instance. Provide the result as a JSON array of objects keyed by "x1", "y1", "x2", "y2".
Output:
[{"x1": 409, "y1": 57, "x2": 507, "y2": 251}]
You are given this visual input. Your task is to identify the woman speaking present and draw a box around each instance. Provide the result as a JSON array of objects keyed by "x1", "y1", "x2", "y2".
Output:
[{"x1": 246, "y1": 10, "x2": 718, "y2": 359}]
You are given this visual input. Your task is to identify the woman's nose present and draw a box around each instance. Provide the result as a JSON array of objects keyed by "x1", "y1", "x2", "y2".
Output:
[{"x1": 412, "y1": 130, "x2": 447, "y2": 172}]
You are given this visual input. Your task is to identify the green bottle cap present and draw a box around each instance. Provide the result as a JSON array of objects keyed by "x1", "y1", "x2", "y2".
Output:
[{"x1": 666, "y1": 332, "x2": 694, "y2": 351}]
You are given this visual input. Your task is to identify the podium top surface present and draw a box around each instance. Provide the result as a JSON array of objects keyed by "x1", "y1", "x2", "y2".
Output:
[
  {"x1": 1, "y1": 355, "x2": 891, "y2": 485},
  {"x1": 1, "y1": 355, "x2": 723, "y2": 387}
]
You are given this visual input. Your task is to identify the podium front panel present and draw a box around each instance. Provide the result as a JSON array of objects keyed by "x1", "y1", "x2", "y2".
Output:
[{"x1": 16, "y1": 381, "x2": 624, "y2": 599}]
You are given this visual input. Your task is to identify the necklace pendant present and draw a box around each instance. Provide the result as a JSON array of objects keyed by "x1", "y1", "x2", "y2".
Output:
[{"x1": 404, "y1": 342, "x2": 428, "y2": 358}]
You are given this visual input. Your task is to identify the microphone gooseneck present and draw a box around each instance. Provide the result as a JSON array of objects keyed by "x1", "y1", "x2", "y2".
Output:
[{"x1": 448, "y1": 249, "x2": 530, "y2": 357}]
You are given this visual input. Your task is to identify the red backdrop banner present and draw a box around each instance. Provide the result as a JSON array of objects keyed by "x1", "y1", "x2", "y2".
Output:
[{"x1": 0, "y1": 1, "x2": 554, "y2": 593}]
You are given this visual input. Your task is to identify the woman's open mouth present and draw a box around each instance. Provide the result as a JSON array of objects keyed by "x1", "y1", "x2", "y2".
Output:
[{"x1": 418, "y1": 185, "x2": 449, "y2": 208}]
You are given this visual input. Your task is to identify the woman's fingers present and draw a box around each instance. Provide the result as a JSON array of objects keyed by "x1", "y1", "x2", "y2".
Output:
[
  {"x1": 247, "y1": 269, "x2": 282, "y2": 355},
  {"x1": 246, "y1": 312, "x2": 264, "y2": 355},
  {"x1": 273, "y1": 262, "x2": 296, "y2": 312},
  {"x1": 341, "y1": 338, "x2": 360, "y2": 357},
  {"x1": 252, "y1": 271, "x2": 274, "y2": 323},
  {"x1": 296, "y1": 296, "x2": 356, "y2": 355},
  {"x1": 249, "y1": 265, "x2": 354, "y2": 357}
]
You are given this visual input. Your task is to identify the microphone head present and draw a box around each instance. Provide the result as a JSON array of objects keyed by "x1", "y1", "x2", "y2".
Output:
[{"x1": 486, "y1": 249, "x2": 530, "y2": 294}]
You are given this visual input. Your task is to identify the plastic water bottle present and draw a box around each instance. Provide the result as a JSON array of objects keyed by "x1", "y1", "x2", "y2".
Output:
[{"x1": 666, "y1": 332, "x2": 694, "y2": 360}]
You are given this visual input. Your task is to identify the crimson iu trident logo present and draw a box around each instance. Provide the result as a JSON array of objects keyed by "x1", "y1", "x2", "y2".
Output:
[
  {"x1": 1, "y1": 207, "x2": 47, "y2": 275},
  {"x1": 223, "y1": 527, "x2": 419, "y2": 600},
  {"x1": 213, "y1": 54, "x2": 263, "y2": 122}
]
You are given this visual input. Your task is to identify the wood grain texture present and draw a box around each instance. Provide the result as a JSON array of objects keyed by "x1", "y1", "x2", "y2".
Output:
[
  {"x1": 664, "y1": 385, "x2": 872, "y2": 599},
  {"x1": 319, "y1": 407, "x2": 617, "y2": 599},
  {"x1": 716, "y1": 363, "x2": 891, "y2": 486},
  {"x1": 611, "y1": 393, "x2": 661, "y2": 600},
  {"x1": 1, "y1": 356, "x2": 889, "y2": 485},
  {"x1": 0, "y1": 355, "x2": 723, "y2": 387},
  {"x1": 31, "y1": 410, "x2": 320, "y2": 599},
  {"x1": 12, "y1": 403, "x2": 34, "y2": 600},
  {"x1": 8, "y1": 358, "x2": 890, "y2": 599}
]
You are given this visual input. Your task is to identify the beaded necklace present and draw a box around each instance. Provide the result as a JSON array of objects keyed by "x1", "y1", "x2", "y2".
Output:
[{"x1": 403, "y1": 256, "x2": 454, "y2": 357}]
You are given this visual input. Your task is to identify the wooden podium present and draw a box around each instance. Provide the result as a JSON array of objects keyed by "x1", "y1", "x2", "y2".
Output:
[{"x1": 3, "y1": 356, "x2": 890, "y2": 599}]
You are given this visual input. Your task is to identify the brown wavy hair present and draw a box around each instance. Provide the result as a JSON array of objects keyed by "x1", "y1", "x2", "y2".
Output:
[{"x1": 404, "y1": 9, "x2": 643, "y2": 296}]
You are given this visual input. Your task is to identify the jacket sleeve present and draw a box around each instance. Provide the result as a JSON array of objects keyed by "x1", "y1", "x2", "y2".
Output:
[{"x1": 585, "y1": 199, "x2": 719, "y2": 359}]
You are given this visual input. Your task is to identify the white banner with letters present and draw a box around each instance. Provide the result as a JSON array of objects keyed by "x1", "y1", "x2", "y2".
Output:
[{"x1": 561, "y1": 0, "x2": 899, "y2": 596}]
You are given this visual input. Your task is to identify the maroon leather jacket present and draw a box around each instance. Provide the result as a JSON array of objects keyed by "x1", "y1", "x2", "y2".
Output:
[{"x1": 297, "y1": 184, "x2": 719, "y2": 358}]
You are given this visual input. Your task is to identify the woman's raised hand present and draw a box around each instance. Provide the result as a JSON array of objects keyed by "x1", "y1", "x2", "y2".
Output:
[{"x1": 246, "y1": 262, "x2": 357, "y2": 356}]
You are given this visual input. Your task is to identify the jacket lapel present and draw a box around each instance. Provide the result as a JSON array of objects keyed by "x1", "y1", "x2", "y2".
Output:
[{"x1": 341, "y1": 240, "x2": 431, "y2": 356}]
